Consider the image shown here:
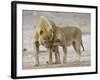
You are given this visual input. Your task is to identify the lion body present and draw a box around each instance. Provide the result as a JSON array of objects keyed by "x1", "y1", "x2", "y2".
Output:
[{"x1": 51, "y1": 26, "x2": 82, "y2": 46}]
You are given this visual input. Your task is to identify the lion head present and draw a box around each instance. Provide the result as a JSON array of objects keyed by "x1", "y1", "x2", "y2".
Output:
[{"x1": 36, "y1": 16, "x2": 55, "y2": 48}]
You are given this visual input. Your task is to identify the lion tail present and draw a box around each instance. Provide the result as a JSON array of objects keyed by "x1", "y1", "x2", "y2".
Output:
[{"x1": 81, "y1": 40, "x2": 85, "y2": 51}]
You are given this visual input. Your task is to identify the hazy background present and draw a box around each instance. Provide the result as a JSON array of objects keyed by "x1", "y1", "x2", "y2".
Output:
[
  {"x1": 23, "y1": 10, "x2": 90, "y2": 31},
  {"x1": 22, "y1": 10, "x2": 91, "y2": 69}
]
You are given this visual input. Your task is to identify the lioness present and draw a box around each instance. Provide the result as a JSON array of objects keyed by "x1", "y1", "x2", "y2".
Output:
[{"x1": 34, "y1": 16, "x2": 84, "y2": 66}]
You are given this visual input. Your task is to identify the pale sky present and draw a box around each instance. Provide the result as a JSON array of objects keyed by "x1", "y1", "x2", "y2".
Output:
[{"x1": 22, "y1": 10, "x2": 91, "y2": 33}]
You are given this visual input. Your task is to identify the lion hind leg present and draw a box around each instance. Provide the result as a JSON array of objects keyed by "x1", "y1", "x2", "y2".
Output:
[{"x1": 72, "y1": 41, "x2": 81, "y2": 63}]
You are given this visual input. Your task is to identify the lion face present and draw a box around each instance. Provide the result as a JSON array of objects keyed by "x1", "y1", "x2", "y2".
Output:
[
  {"x1": 39, "y1": 29, "x2": 54, "y2": 48},
  {"x1": 36, "y1": 16, "x2": 55, "y2": 48}
]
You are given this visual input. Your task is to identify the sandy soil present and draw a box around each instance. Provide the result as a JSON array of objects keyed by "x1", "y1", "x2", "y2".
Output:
[{"x1": 22, "y1": 52, "x2": 90, "y2": 69}]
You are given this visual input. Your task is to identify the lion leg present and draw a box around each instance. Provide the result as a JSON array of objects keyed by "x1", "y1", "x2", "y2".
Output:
[
  {"x1": 63, "y1": 45, "x2": 67, "y2": 63},
  {"x1": 55, "y1": 47, "x2": 61, "y2": 64},
  {"x1": 48, "y1": 48, "x2": 53, "y2": 64},
  {"x1": 72, "y1": 41, "x2": 81, "y2": 62},
  {"x1": 34, "y1": 41, "x2": 40, "y2": 66}
]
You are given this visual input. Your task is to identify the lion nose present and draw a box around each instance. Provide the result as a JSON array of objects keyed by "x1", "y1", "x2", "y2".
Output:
[
  {"x1": 41, "y1": 43, "x2": 44, "y2": 46},
  {"x1": 44, "y1": 41, "x2": 46, "y2": 44}
]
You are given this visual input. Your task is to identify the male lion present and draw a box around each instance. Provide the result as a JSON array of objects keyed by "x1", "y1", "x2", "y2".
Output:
[{"x1": 34, "y1": 16, "x2": 84, "y2": 66}]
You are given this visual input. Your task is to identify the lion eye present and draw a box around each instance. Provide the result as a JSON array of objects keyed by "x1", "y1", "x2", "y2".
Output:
[
  {"x1": 40, "y1": 30, "x2": 43, "y2": 35},
  {"x1": 56, "y1": 39, "x2": 60, "y2": 42}
]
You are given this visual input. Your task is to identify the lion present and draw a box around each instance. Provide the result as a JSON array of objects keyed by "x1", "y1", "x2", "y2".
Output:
[{"x1": 34, "y1": 16, "x2": 85, "y2": 66}]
